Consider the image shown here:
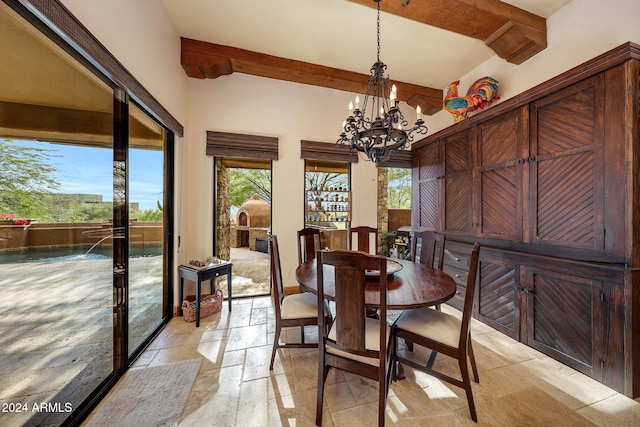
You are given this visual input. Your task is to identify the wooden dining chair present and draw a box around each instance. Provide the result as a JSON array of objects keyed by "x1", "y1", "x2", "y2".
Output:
[
  {"x1": 350, "y1": 225, "x2": 378, "y2": 254},
  {"x1": 393, "y1": 242, "x2": 481, "y2": 422},
  {"x1": 297, "y1": 227, "x2": 321, "y2": 265},
  {"x1": 269, "y1": 235, "x2": 331, "y2": 370},
  {"x1": 411, "y1": 230, "x2": 445, "y2": 270},
  {"x1": 316, "y1": 249, "x2": 394, "y2": 427},
  {"x1": 410, "y1": 230, "x2": 446, "y2": 323}
]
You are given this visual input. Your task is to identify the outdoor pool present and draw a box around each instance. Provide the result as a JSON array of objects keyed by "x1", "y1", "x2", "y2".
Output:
[{"x1": 0, "y1": 244, "x2": 162, "y2": 264}]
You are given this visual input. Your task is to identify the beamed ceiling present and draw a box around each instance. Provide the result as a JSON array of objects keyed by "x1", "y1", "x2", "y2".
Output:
[{"x1": 166, "y1": 0, "x2": 572, "y2": 115}]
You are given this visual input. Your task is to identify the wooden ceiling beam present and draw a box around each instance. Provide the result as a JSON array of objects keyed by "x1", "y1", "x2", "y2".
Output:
[
  {"x1": 349, "y1": 0, "x2": 547, "y2": 64},
  {"x1": 181, "y1": 37, "x2": 443, "y2": 115}
]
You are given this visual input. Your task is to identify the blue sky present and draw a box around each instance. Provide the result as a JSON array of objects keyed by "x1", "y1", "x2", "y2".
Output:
[{"x1": 14, "y1": 140, "x2": 163, "y2": 210}]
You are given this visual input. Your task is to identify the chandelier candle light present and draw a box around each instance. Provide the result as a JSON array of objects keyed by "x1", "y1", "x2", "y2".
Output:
[{"x1": 337, "y1": 0, "x2": 427, "y2": 162}]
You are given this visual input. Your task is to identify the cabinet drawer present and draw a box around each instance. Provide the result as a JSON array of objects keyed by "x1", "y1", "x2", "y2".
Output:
[
  {"x1": 445, "y1": 265, "x2": 468, "y2": 286},
  {"x1": 443, "y1": 264, "x2": 467, "y2": 311},
  {"x1": 444, "y1": 249, "x2": 469, "y2": 270}
]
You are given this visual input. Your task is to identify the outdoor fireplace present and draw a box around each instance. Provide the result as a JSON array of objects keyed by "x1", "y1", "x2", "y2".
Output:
[{"x1": 231, "y1": 195, "x2": 270, "y2": 251}]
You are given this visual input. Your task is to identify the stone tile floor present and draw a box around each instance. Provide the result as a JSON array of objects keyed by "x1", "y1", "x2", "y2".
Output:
[{"x1": 85, "y1": 297, "x2": 640, "y2": 426}]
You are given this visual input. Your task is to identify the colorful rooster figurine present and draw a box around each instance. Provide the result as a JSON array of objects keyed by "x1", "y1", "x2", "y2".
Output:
[{"x1": 444, "y1": 77, "x2": 500, "y2": 123}]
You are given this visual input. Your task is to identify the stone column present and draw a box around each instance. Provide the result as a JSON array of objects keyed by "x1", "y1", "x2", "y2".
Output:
[
  {"x1": 377, "y1": 168, "x2": 389, "y2": 255},
  {"x1": 216, "y1": 162, "x2": 231, "y2": 261}
]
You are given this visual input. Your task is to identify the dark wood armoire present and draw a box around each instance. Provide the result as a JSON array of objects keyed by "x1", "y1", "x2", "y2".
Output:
[{"x1": 411, "y1": 42, "x2": 640, "y2": 398}]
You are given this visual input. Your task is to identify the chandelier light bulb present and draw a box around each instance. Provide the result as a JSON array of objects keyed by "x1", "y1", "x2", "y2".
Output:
[
  {"x1": 355, "y1": 95, "x2": 360, "y2": 109},
  {"x1": 348, "y1": 101, "x2": 353, "y2": 113},
  {"x1": 416, "y1": 105, "x2": 422, "y2": 120}
]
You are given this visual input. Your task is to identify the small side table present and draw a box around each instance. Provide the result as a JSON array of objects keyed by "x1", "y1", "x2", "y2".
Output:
[{"x1": 178, "y1": 262, "x2": 233, "y2": 327}]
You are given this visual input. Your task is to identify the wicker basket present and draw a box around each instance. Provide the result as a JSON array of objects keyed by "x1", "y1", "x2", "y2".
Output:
[{"x1": 182, "y1": 290, "x2": 223, "y2": 322}]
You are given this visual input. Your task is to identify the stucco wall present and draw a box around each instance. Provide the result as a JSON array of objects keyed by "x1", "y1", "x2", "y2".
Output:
[{"x1": 184, "y1": 74, "x2": 380, "y2": 286}]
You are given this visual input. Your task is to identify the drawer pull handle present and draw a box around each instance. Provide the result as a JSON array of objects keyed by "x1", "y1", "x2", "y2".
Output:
[
  {"x1": 455, "y1": 257, "x2": 460, "y2": 261},
  {"x1": 455, "y1": 273, "x2": 461, "y2": 278}
]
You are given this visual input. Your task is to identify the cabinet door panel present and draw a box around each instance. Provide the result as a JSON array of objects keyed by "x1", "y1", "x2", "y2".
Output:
[
  {"x1": 535, "y1": 151, "x2": 595, "y2": 246},
  {"x1": 416, "y1": 142, "x2": 441, "y2": 230},
  {"x1": 478, "y1": 259, "x2": 520, "y2": 340},
  {"x1": 419, "y1": 180, "x2": 439, "y2": 230},
  {"x1": 445, "y1": 174, "x2": 471, "y2": 233},
  {"x1": 525, "y1": 268, "x2": 600, "y2": 376},
  {"x1": 481, "y1": 167, "x2": 518, "y2": 237},
  {"x1": 478, "y1": 109, "x2": 525, "y2": 240},
  {"x1": 418, "y1": 142, "x2": 440, "y2": 180},
  {"x1": 443, "y1": 130, "x2": 472, "y2": 234},
  {"x1": 536, "y1": 83, "x2": 597, "y2": 158},
  {"x1": 530, "y1": 75, "x2": 604, "y2": 250},
  {"x1": 479, "y1": 109, "x2": 522, "y2": 168},
  {"x1": 444, "y1": 132, "x2": 471, "y2": 174}
]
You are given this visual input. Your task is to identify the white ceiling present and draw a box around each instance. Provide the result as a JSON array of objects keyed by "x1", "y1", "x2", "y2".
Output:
[{"x1": 162, "y1": 0, "x2": 572, "y2": 90}]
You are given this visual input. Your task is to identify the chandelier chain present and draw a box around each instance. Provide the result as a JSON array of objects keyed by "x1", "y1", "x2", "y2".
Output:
[
  {"x1": 376, "y1": 0, "x2": 381, "y2": 63},
  {"x1": 337, "y1": 0, "x2": 427, "y2": 163}
]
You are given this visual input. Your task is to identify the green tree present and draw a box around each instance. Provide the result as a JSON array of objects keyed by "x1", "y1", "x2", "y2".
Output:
[
  {"x1": 131, "y1": 201, "x2": 163, "y2": 222},
  {"x1": 0, "y1": 139, "x2": 60, "y2": 218},
  {"x1": 64, "y1": 201, "x2": 113, "y2": 222},
  {"x1": 229, "y1": 168, "x2": 271, "y2": 207},
  {"x1": 388, "y1": 168, "x2": 411, "y2": 209}
]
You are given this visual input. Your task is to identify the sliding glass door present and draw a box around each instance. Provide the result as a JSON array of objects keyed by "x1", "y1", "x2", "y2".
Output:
[
  {"x1": 127, "y1": 104, "x2": 167, "y2": 355},
  {"x1": 0, "y1": 2, "x2": 172, "y2": 425}
]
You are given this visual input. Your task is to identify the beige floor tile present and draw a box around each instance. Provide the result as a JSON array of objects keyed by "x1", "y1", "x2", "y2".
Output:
[
  {"x1": 226, "y1": 324, "x2": 268, "y2": 351},
  {"x1": 85, "y1": 296, "x2": 640, "y2": 427},
  {"x1": 236, "y1": 377, "x2": 270, "y2": 426},
  {"x1": 577, "y1": 393, "x2": 640, "y2": 426},
  {"x1": 482, "y1": 387, "x2": 597, "y2": 426}
]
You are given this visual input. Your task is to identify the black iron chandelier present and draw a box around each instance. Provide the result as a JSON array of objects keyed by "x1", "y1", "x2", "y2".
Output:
[{"x1": 337, "y1": 0, "x2": 427, "y2": 163}]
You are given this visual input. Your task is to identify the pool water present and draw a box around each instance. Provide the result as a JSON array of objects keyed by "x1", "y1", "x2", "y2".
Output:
[{"x1": 0, "y1": 245, "x2": 162, "y2": 264}]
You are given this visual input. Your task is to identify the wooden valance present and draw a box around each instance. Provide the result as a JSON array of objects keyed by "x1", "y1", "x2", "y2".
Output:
[
  {"x1": 300, "y1": 140, "x2": 358, "y2": 163},
  {"x1": 206, "y1": 131, "x2": 278, "y2": 160},
  {"x1": 376, "y1": 149, "x2": 413, "y2": 168}
]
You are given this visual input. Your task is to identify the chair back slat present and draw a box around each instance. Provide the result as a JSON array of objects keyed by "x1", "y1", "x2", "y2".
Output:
[
  {"x1": 297, "y1": 227, "x2": 321, "y2": 265},
  {"x1": 411, "y1": 230, "x2": 446, "y2": 270},
  {"x1": 350, "y1": 226, "x2": 378, "y2": 255},
  {"x1": 317, "y1": 249, "x2": 387, "y2": 356},
  {"x1": 334, "y1": 267, "x2": 367, "y2": 352}
]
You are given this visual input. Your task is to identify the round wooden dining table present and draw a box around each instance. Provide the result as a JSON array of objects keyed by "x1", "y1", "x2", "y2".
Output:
[{"x1": 295, "y1": 257, "x2": 457, "y2": 310}]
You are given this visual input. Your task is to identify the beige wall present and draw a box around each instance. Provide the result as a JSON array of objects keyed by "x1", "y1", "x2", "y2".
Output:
[
  {"x1": 184, "y1": 74, "x2": 380, "y2": 286},
  {"x1": 59, "y1": 0, "x2": 640, "y2": 299}
]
